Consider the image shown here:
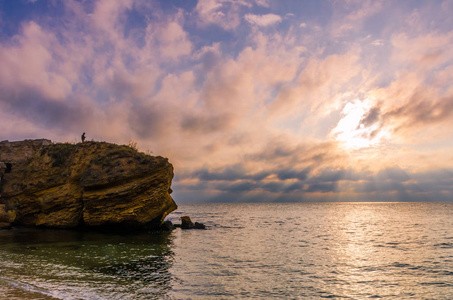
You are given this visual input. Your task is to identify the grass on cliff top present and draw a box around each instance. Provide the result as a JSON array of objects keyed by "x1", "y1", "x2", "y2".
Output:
[
  {"x1": 40, "y1": 143, "x2": 74, "y2": 167},
  {"x1": 40, "y1": 141, "x2": 158, "y2": 168}
]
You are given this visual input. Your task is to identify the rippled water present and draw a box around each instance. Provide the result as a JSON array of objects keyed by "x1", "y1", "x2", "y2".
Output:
[{"x1": 1, "y1": 202, "x2": 453, "y2": 299}]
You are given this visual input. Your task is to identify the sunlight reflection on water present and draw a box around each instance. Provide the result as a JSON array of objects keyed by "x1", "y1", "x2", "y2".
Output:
[
  {"x1": 0, "y1": 202, "x2": 452, "y2": 299},
  {"x1": 170, "y1": 202, "x2": 453, "y2": 299}
]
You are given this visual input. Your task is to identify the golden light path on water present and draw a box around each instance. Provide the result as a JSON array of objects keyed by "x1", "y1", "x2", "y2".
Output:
[{"x1": 169, "y1": 203, "x2": 453, "y2": 299}]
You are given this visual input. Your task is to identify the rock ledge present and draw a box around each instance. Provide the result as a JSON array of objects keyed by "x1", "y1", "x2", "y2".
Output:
[{"x1": 0, "y1": 139, "x2": 177, "y2": 229}]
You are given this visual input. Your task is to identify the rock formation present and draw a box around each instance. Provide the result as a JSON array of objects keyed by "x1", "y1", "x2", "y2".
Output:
[
  {"x1": 0, "y1": 204, "x2": 15, "y2": 228},
  {"x1": 0, "y1": 139, "x2": 177, "y2": 229},
  {"x1": 180, "y1": 216, "x2": 206, "y2": 229}
]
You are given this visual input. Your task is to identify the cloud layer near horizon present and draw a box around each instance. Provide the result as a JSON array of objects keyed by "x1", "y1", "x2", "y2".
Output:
[{"x1": 1, "y1": 0, "x2": 453, "y2": 202}]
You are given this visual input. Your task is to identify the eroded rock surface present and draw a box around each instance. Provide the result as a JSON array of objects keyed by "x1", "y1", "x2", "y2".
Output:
[
  {"x1": 0, "y1": 139, "x2": 177, "y2": 229},
  {"x1": 0, "y1": 204, "x2": 15, "y2": 228}
]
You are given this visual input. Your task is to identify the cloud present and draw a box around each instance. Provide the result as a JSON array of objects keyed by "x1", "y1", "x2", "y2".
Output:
[
  {"x1": 244, "y1": 13, "x2": 282, "y2": 27},
  {"x1": 305, "y1": 182, "x2": 337, "y2": 193},
  {"x1": 391, "y1": 31, "x2": 453, "y2": 70},
  {"x1": 376, "y1": 167, "x2": 410, "y2": 182},
  {"x1": 187, "y1": 165, "x2": 271, "y2": 182},
  {"x1": 384, "y1": 94, "x2": 453, "y2": 132},
  {"x1": 330, "y1": 0, "x2": 383, "y2": 37},
  {"x1": 359, "y1": 107, "x2": 380, "y2": 128},
  {"x1": 276, "y1": 168, "x2": 311, "y2": 181},
  {"x1": 253, "y1": 0, "x2": 269, "y2": 8},
  {"x1": 172, "y1": 167, "x2": 453, "y2": 202},
  {"x1": 269, "y1": 52, "x2": 361, "y2": 117},
  {"x1": 181, "y1": 113, "x2": 233, "y2": 134},
  {"x1": 144, "y1": 14, "x2": 193, "y2": 61},
  {"x1": 367, "y1": 71, "x2": 453, "y2": 142},
  {"x1": 1, "y1": 0, "x2": 453, "y2": 203},
  {"x1": 129, "y1": 103, "x2": 170, "y2": 139},
  {"x1": 311, "y1": 168, "x2": 368, "y2": 183},
  {"x1": 0, "y1": 22, "x2": 72, "y2": 101},
  {"x1": 194, "y1": 0, "x2": 251, "y2": 30},
  {"x1": 0, "y1": 0, "x2": 195, "y2": 145},
  {"x1": 193, "y1": 42, "x2": 222, "y2": 71},
  {"x1": 175, "y1": 163, "x2": 453, "y2": 202},
  {"x1": 245, "y1": 138, "x2": 346, "y2": 172},
  {"x1": 371, "y1": 39, "x2": 384, "y2": 46},
  {"x1": 92, "y1": 0, "x2": 134, "y2": 41}
]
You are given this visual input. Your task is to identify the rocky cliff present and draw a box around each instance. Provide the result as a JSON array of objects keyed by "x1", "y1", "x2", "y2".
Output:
[{"x1": 0, "y1": 139, "x2": 177, "y2": 229}]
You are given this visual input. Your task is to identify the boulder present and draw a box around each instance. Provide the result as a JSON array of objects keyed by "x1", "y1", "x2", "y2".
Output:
[
  {"x1": 180, "y1": 216, "x2": 206, "y2": 229},
  {"x1": 181, "y1": 216, "x2": 194, "y2": 229},
  {"x1": 0, "y1": 139, "x2": 177, "y2": 229}
]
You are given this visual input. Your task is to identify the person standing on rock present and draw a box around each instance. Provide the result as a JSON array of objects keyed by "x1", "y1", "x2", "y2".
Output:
[{"x1": 81, "y1": 132, "x2": 86, "y2": 143}]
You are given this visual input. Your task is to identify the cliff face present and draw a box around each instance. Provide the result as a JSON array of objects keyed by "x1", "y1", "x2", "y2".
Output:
[{"x1": 0, "y1": 139, "x2": 177, "y2": 229}]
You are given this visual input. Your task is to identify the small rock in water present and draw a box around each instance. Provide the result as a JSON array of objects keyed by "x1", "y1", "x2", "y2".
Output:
[
  {"x1": 180, "y1": 216, "x2": 206, "y2": 229},
  {"x1": 194, "y1": 222, "x2": 206, "y2": 230},
  {"x1": 161, "y1": 220, "x2": 175, "y2": 231},
  {"x1": 181, "y1": 216, "x2": 194, "y2": 229}
]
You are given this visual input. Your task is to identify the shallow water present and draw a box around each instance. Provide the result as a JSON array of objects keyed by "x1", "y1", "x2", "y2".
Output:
[{"x1": 1, "y1": 202, "x2": 453, "y2": 299}]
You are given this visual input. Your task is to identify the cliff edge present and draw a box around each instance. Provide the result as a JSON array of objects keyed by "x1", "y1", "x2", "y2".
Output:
[{"x1": 0, "y1": 139, "x2": 177, "y2": 229}]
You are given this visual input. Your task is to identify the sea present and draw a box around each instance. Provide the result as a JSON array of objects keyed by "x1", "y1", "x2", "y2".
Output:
[{"x1": 0, "y1": 202, "x2": 452, "y2": 299}]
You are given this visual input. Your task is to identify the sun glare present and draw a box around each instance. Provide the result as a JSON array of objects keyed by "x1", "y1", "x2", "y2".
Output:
[{"x1": 331, "y1": 99, "x2": 387, "y2": 150}]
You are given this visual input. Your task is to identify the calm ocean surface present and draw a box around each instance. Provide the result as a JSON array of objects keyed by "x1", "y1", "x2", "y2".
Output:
[{"x1": 1, "y1": 202, "x2": 453, "y2": 299}]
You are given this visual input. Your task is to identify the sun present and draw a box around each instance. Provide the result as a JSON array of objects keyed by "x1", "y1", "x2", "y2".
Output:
[{"x1": 330, "y1": 98, "x2": 387, "y2": 150}]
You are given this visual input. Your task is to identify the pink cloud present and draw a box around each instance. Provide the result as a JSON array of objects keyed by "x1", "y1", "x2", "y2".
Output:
[
  {"x1": 253, "y1": 0, "x2": 269, "y2": 8},
  {"x1": 92, "y1": 0, "x2": 133, "y2": 40},
  {"x1": 0, "y1": 22, "x2": 73, "y2": 101},
  {"x1": 244, "y1": 13, "x2": 282, "y2": 27},
  {"x1": 2, "y1": 0, "x2": 453, "y2": 203},
  {"x1": 195, "y1": 0, "x2": 252, "y2": 30},
  {"x1": 144, "y1": 15, "x2": 193, "y2": 61},
  {"x1": 373, "y1": 74, "x2": 453, "y2": 142},
  {"x1": 269, "y1": 52, "x2": 361, "y2": 117},
  {"x1": 391, "y1": 31, "x2": 453, "y2": 70},
  {"x1": 330, "y1": 0, "x2": 383, "y2": 37}
]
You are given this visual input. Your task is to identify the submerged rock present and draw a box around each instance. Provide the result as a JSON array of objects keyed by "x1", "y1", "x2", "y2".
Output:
[
  {"x1": 194, "y1": 222, "x2": 206, "y2": 230},
  {"x1": 0, "y1": 139, "x2": 177, "y2": 229}
]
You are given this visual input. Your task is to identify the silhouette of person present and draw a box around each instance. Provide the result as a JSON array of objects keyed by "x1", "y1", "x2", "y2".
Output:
[{"x1": 81, "y1": 132, "x2": 86, "y2": 143}]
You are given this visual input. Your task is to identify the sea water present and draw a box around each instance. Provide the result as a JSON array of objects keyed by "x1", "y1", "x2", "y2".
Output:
[{"x1": 0, "y1": 202, "x2": 452, "y2": 299}]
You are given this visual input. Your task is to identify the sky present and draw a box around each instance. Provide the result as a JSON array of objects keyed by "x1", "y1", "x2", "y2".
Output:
[{"x1": 1, "y1": 0, "x2": 453, "y2": 203}]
